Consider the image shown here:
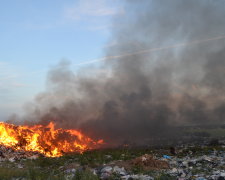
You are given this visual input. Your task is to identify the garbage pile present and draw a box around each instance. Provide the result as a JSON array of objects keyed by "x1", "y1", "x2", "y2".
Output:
[
  {"x1": 96, "y1": 154, "x2": 169, "y2": 179},
  {"x1": 129, "y1": 154, "x2": 169, "y2": 170},
  {"x1": 164, "y1": 150, "x2": 225, "y2": 180},
  {"x1": 0, "y1": 140, "x2": 224, "y2": 180},
  {"x1": 0, "y1": 145, "x2": 41, "y2": 162},
  {"x1": 95, "y1": 147, "x2": 225, "y2": 179}
]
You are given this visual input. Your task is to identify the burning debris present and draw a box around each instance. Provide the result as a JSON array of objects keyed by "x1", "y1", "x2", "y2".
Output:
[
  {"x1": 0, "y1": 144, "x2": 42, "y2": 162},
  {"x1": 0, "y1": 122, "x2": 103, "y2": 157}
]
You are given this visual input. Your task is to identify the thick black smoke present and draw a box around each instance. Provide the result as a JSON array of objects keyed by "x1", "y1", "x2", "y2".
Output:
[{"x1": 18, "y1": 0, "x2": 225, "y2": 145}]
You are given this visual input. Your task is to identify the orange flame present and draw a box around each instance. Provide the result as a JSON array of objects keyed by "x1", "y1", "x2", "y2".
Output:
[{"x1": 0, "y1": 122, "x2": 103, "y2": 157}]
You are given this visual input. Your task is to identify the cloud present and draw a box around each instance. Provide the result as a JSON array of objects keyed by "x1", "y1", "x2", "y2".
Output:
[
  {"x1": 0, "y1": 82, "x2": 29, "y2": 90},
  {"x1": 23, "y1": 22, "x2": 59, "y2": 30},
  {"x1": 0, "y1": 62, "x2": 28, "y2": 90},
  {"x1": 64, "y1": 0, "x2": 122, "y2": 20},
  {"x1": 0, "y1": 75, "x2": 18, "y2": 81},
  {"x1": 87, "y1": 24, "x2": 111, "y2": 31},
  {"x1": 11, "y1": 83, "x2": 29, "y2": 88},
  {"x1": 0, "y1": 61, "x2": 9, "y2": 69},
  {"x1": 0, "y1": 63, "x2": 19, "y2": 81}
]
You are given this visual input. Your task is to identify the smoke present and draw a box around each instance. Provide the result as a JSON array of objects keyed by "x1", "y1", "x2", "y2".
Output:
[{"x1": 15, "y1": 0, "x2": 225, "y2": 145}]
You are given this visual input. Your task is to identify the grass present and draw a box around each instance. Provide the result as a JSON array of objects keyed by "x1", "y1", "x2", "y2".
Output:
[
  {"x1": 0, "y1": 167, "x2": 98, "y2": 180},
  {"x1": 73, "y1": 170, "x2": 99, "y2": 180},
  {"x1": 0, "y1": 167, "x2": 27, "y2": 180},
  {"x1": 155, "y1": 173, "x2": 176, "y2": 180}
]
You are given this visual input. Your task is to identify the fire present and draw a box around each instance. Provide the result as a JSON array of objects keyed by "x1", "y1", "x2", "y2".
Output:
[{"x1": 0, "y1": 122, "x2": 103, "y2": 157}]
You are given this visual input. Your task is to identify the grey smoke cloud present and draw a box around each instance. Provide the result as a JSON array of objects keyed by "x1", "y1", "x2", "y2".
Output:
[{"x1": 17, "y1": 0, "x2": 225, "y2": 145}]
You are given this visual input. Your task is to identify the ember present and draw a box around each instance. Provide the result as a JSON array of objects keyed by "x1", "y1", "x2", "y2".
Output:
[{"x1": 0, "y1": 122, "x2": 103, "y2": 157}]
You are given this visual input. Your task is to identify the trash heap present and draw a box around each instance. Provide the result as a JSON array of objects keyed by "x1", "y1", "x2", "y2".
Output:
[
  {"x1": 0, "y1": 145, "x2": 41, "y2": 162},
  {"x1": 97, "y1": 154, "x2": 169, "y2": 179},
  {"x1": 95, "y1": 146, "x2": 225, "y2": 180},
  {"x1": 164, "y1": 150, "x2": 225, "y2": 180},
  {"x1": 0, "y1": 140, "x2": 224, "y2": 180}
]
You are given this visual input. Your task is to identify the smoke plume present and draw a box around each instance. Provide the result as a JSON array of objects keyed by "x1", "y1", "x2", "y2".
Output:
[{"x1": 16, "y1": 0, "x2": 225, "y2": 145}]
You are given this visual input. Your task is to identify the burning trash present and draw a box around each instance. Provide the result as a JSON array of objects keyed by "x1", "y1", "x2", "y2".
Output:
[{"x1": 0, "y1": 122, "x2": 103, "y2": 157}]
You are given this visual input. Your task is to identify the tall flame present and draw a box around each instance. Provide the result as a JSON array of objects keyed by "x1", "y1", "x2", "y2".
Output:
[{"x1": 0, "y1": 122, "x2": 103, "y2": 157}]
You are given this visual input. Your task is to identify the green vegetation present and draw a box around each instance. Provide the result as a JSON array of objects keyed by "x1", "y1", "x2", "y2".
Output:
[
  {"x1": 155, "y1": 173, "x2": 176, "y2": 180},
  {"x1": 0, "y1": 167, "x2": 27, "y2": 180},
  {"x1": 73, "y1": 170, "x2": 99, "y2": 180},
  {"x1": 0, "y1": 167, "x2": 99, "y2": 180}
]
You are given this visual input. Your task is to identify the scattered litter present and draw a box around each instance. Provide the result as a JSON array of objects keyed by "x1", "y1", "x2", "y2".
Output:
[{"x1": 163, "y1": 155, "x2": 172, "y2": 159}]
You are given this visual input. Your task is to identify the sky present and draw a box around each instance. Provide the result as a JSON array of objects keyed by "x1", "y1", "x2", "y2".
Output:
[{"x1": 0, "y1": 0, "x2": 123, "y2": 120}]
